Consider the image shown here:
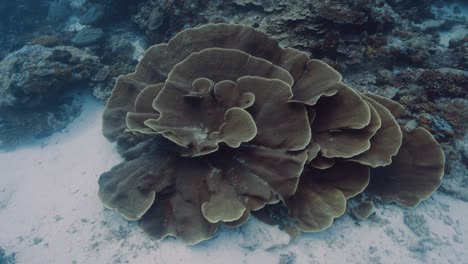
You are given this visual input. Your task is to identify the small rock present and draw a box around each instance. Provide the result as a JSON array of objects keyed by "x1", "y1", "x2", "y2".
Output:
[
  {"x1": 148, "y1": 8, "x2": 164, "y2": 30},
  {"x1": 71, "y1": 28, "x2": 105, "y2": 46},
  {"x1": 93, "y1": 66, "x2": 110, "y2": 81},
  {"x1": 403, "y1": 212, "x2": 430, "y2": 237},
  {"x1": 279, "y1": 252, "x2": 296, "y2": 264},
  {"x1": 80, "y1": 4, "x2": 105, "y2": 25},
  {"x1": 352, "y1": 201, "x2": 375, "y2": 220},
  {"x1": 46, "y1": 0, "x2": 71, "y2": 24},
  {"x1": 33, "y1": 237, "x2": 43, "y2": 245},
  {"x1": 418, "y1": 113, "x2": 454, "y2": 141},
  {"x1": 376, "y1": 69, "x2": 394, "y2": 85},
  {"x1": 31, "y1": 35, "x2": 60, "y2": 47},
  {"x1": 69, "y1": 56, "x2": 81, "y2": 64}
]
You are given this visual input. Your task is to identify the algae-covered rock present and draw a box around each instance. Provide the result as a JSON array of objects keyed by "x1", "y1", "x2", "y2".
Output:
[
  {"x1": 0, "y1": 44, "x2": 101, "y2": 148},
  {"x1": 352, "y1": 201, "x2": 375, "y2": 220},
  {"x1": 0, "y1": 45, "x2": 100, "y2": 108},
  {"x1": 71, "y1": 28, "x2": 105, "y2": 46},
  {"x1": 80, "y1": 4, "x2": 105, "y2": 25}
]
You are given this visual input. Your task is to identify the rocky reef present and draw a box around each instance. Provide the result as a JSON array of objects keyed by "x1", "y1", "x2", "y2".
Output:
[
  {"x1": 0, "y1": 0, "x2": 466, "y2": 241},
  {"x1": 0, "y1": 0, "x2": 145, "y2": 147},
  {"x1": 0, "y1": 45, "x2": 101, "y2": 148}
]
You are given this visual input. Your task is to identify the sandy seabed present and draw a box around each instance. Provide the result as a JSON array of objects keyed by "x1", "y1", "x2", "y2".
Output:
[{"x1": 1, "y1": 96, "x2": 467, "y2": 264}]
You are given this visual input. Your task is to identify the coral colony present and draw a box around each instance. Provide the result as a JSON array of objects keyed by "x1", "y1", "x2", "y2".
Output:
[{"x1": 98, "y1": 24, "x2": 445, "y2": 245}]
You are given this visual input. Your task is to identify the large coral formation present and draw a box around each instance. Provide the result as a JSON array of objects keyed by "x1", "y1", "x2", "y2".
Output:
[{"x1": 98, "y1": 24, "x2": 445, "y2": 245}]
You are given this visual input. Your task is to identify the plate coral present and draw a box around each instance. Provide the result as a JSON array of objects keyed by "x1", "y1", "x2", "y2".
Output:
[{"x1": 98, "y1": 23, "x2": 445, "y2": 245}]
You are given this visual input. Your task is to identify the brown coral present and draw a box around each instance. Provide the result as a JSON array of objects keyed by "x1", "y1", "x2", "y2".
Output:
[{"x1": 98, "y1": 23, "x2": 445, "y2": 245}]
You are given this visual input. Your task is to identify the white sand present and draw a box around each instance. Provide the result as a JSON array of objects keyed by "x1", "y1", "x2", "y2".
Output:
[
  {"x1": 432, "y1": 1, "x2": 468, "y2": 47},
  {"x1": 132, "y1": 39, "x2": 147, "y2": 62},
  {"x1": 1, "y1": 96, "x2": 467, "y2": 264}
]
